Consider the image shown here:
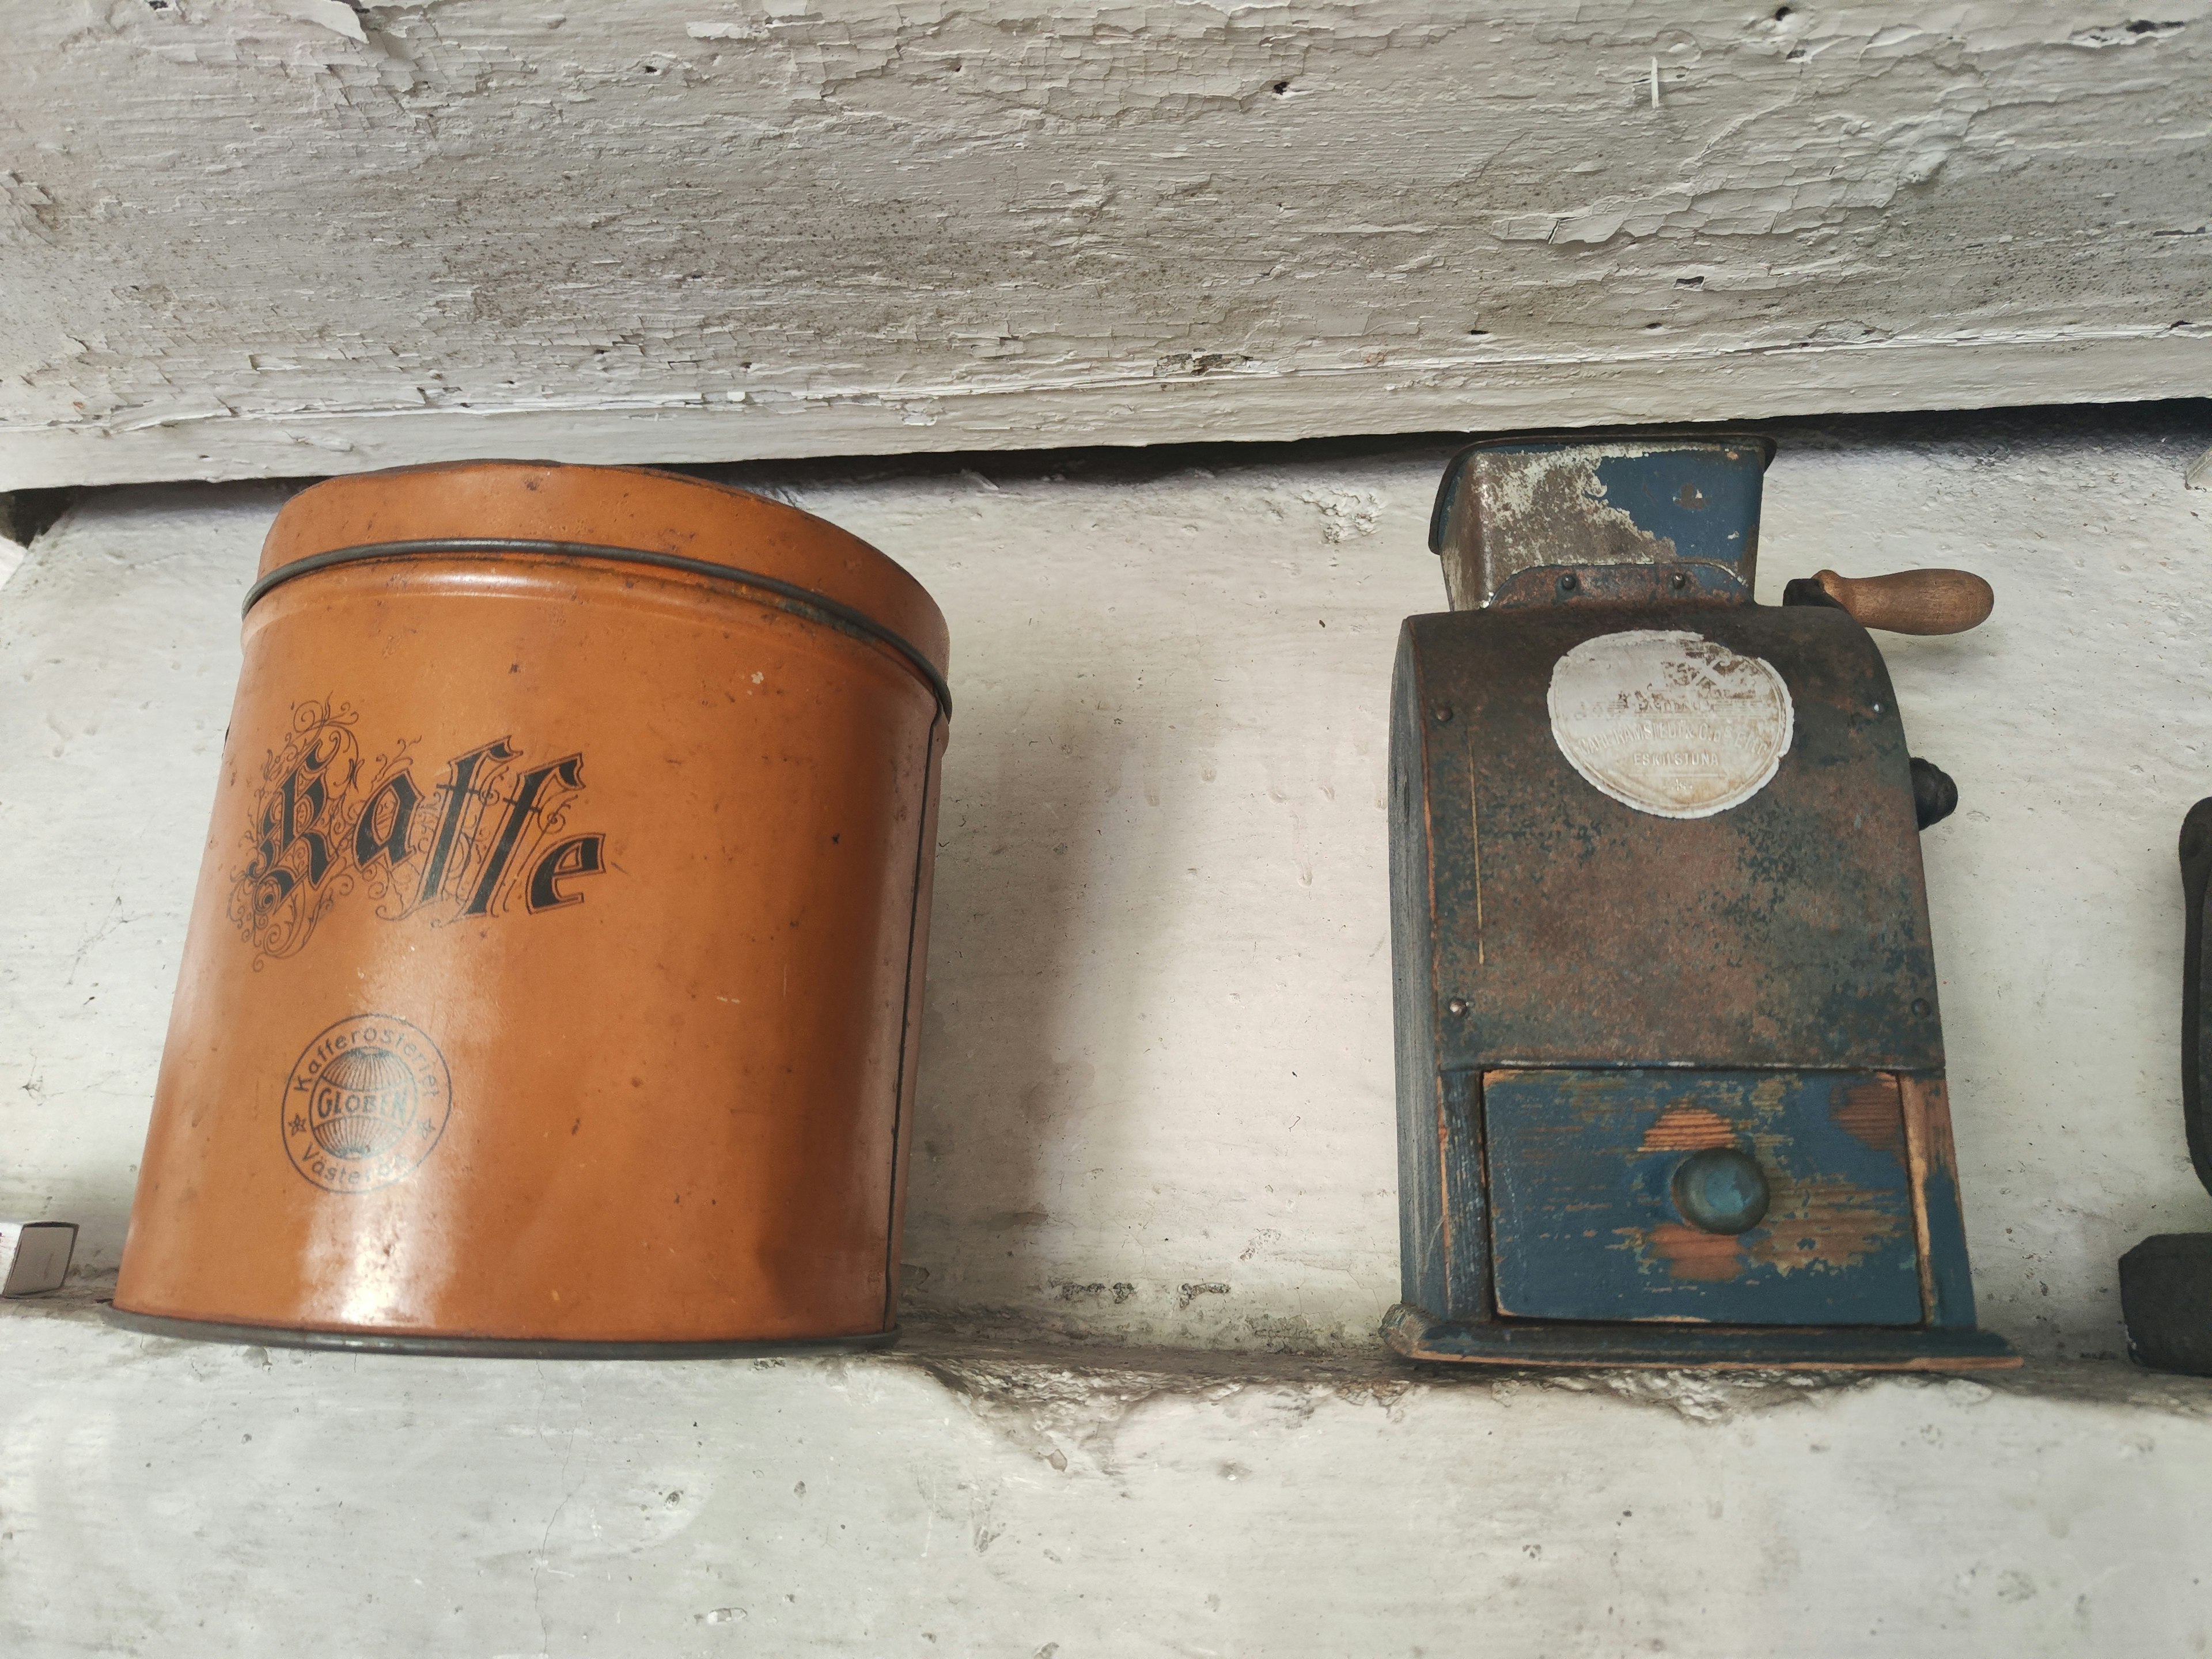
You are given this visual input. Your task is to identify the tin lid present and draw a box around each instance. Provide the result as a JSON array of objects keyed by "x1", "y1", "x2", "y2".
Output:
[{"x1": 254, "y1": 461, "x2": 951, "y2": 705}]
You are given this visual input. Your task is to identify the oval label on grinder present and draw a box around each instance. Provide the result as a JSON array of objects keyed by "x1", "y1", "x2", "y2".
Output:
[{"x1": 1547, "y1": 630, "x2": 1793, "y2": 819}]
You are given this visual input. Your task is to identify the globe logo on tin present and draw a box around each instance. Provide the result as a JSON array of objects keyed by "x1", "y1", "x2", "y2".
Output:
[
  {"x1": 283, "y1": 1014, "x2": 452, "y2": 1193},
  {"x1": 310, "y1": 1046, "x2": 415, "y2": 1158}
]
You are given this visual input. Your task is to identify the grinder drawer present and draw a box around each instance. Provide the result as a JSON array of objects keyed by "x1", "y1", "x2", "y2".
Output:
[{"x1": 1484, "y1": 1069, "x2": 1923, "y2": 1326}]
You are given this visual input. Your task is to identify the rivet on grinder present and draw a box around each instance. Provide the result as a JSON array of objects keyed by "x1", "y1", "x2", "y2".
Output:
[
  {"x1": 1433, "y1": 704, "x2": 1453, "y2": 723},
  {"x1": 1446, "y1": 997, "x2": 1468, "y2": 1016}
]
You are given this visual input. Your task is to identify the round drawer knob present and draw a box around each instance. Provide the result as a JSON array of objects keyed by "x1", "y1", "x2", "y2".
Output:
[{"x1": 1672, "y1": 1147, "x2": 1771, "y2": 1235}]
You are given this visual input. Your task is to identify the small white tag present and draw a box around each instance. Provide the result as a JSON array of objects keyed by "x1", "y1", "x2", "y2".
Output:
[{"x1": 1547, "y1": 630, "x2": 1793, "y2": 819}]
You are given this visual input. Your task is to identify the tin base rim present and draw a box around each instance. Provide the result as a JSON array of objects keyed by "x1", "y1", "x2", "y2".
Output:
[{"x1": 102, "y1": 1304, "x2": 900, "y2": 1360}]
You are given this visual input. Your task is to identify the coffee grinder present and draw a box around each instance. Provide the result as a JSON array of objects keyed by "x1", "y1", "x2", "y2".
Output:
[{"x1": 1383, "y1": 432, "x2": 2017, "y2": 1368}]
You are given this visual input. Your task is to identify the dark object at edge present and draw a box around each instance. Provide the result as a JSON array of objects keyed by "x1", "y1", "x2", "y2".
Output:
[
  {"x1": 2118, "y1": 796, "x2": 2212, "y2": 1376},
  {"x1": 1910, "y1": 758, "x2": 1957, "y2": 830}
]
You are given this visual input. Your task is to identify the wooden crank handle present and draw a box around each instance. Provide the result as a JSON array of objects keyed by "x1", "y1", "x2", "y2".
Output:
[{"x1": 1809, "y1": 568, "x2": 1994, "y2": 635}]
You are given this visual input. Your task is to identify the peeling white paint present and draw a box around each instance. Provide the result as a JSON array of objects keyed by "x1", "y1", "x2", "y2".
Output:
[
  {"x1": 272, "y1": 0, "x2": 366, "y2": 42},
  {"x1": 1, "y1": 2, "x2": 2207, "y2": 487}
]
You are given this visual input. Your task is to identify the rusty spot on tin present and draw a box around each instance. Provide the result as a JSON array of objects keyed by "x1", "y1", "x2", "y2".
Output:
[
  {"x1": 1638, "y1": 1107, "x2": 1735, "y2": 1153},
  {"x1": 1830, "y1": 1080, "x2": 1905, "y2": 1157}
]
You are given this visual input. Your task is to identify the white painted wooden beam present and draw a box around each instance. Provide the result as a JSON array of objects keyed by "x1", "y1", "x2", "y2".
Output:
[{"x1": 3, "y1": 1, "x2": 2207, "y2": 487}]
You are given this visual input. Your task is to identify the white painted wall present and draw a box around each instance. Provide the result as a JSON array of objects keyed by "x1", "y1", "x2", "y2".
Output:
[
  {"x1": 5, "y1": 413, "x2": 2212, "y2": 1652},
  {"x1": 3, "y1": 1, "x2": 2208, "y2": 488}
]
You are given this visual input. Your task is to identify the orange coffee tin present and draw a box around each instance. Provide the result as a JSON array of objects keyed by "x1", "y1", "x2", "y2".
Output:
[{"x1": 109, "y1": 463, "x2": 949, "y2": 1354}]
